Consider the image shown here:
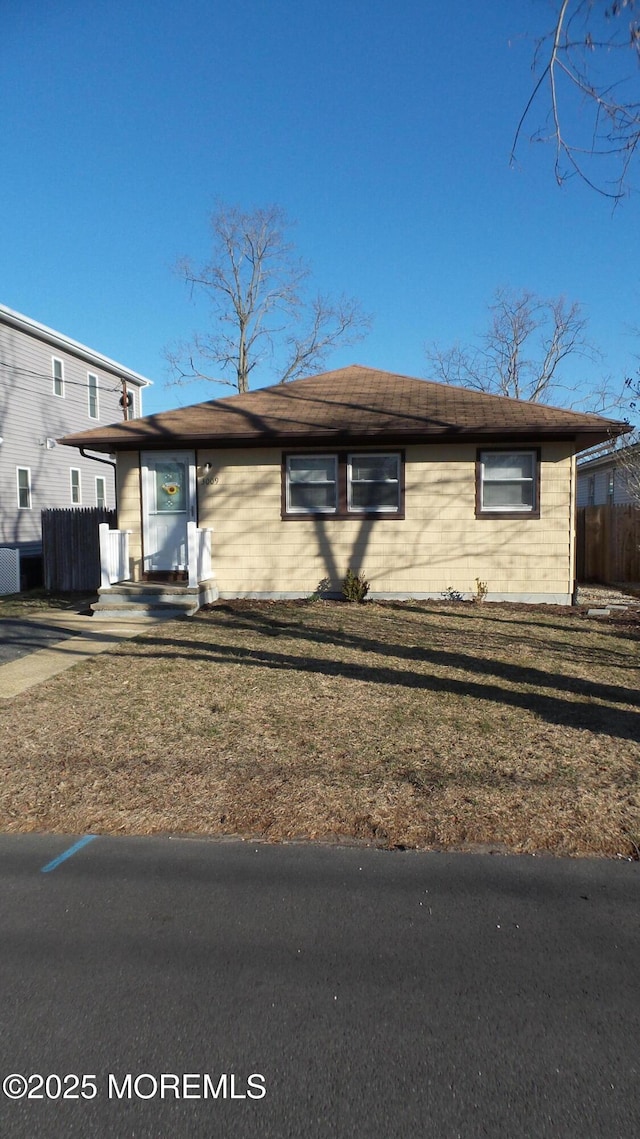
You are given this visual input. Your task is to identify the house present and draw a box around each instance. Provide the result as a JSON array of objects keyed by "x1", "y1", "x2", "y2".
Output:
[
  {"x1": 0, "y1": 303, "x2": 152, "y2": 585},
  {"x1": 61, "y1": 364, "x2": 630, "y2": 614},
  {"x1": 577, "y1": 442, "x2": 640, "y2": 507}
]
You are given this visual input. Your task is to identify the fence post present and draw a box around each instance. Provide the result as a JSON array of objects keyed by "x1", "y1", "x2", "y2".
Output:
[
  {"x1": 99, "y1": 524, "x2": 112, "y2": 589},
  {"x1": 187, "y1": 522, "x2": 198, "y2": 588}
]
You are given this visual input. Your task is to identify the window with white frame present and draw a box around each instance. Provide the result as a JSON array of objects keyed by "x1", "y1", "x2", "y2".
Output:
[
  {"x1": 17, "y1": 467, "x2": 31, "y2": 509},
  {"x1": 52, "y1": 357, "x2": 64, "y2": 397},
  {"x1": 95, "y1": 475, "x2": 106, "y2": 509},
  {"x1": 70, "y1": 468, "x2": 81, "y2": 505},
  {"x1": 286, "y1": 455, "x2": 338, "y2": 513},
  {"x1": 88, "y1": 373, "x2": 99, "y2": 418},
  {"x1": 284, "y1": 452, "x2": 404, "y2": 518},
  {"x1": 477, "y1": 450, "x2": 538, "y2": 516},
  {"x1": 348, "y1": 453, "x2": 400, "y2": 512}
]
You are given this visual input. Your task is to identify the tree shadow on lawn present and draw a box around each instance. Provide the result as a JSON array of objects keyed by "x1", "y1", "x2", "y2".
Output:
[
  {"x1": 194, "y1": 605, "x2": 639, "y2": 709},
  {"x1": 380, "y1": 600, "x2": 640, "y2": 644},
  {"x1": 120, "y1": 631, "x2": 640, "y2": 743}
]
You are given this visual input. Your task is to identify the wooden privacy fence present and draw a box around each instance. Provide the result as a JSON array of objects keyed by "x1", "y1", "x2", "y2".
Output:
[
  {"x1": 43, "y1": 508, "x2": 116, "y2": 592},
  {"x1": 576, "y1": 505, "x2": 640, "y2": 583}
]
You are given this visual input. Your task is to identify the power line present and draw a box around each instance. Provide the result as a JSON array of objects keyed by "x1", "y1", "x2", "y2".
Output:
[{"x1": 0, "y1": 360, "x2": 123, "y2": 395}]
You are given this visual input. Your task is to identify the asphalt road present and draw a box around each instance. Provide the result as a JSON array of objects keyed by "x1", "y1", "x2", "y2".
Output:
[{"x1": 0, "y1": 836, "x2": 638, "y2": 1139}]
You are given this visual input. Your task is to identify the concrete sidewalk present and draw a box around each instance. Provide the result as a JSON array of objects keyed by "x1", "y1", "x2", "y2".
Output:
[{"x1": 0, "y1": 609, "x2": 167, "y2": 698}]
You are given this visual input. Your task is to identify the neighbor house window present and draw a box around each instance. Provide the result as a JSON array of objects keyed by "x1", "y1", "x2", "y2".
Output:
[
  {"x1": 607, "y1": 470, "x2": 615, "y2": 505},
  {"x1": 283, "y1": 452, "x2": 404, "y2": 519},
  {"x1": 52, "y1": 357, "x2": 64, "y2": 397},
  {"x1": 17, "y1": 467, "x2": 31, "y2": 509},
  {"x1": 588, "y1": 475, "x2": 595, "y2": 506},
  {"x1": 88, "y1": 373, "x2": 99, "y2": 418},
  {"x1": 70, "y1": 468, "x2": 81, "y2": 505},
  {"x1": 477, "y1": 450, "x2": 539, "y2": 517},
  {"x1": 95, "y1": 476, "x2": 106, "y2": 508}
]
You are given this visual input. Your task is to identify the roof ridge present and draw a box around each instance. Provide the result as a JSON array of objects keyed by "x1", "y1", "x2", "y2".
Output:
[{"x1": 221, "y1": 364, "x2": 622, "y2": 424}]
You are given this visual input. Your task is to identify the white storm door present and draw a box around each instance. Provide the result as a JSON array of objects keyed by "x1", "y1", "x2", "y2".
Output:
[{"x1": 141, "y1": 451, "x2": 195, "y2": 572}]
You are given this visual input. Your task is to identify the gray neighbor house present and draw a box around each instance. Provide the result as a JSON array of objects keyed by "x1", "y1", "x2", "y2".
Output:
[
  {"x1": 0, "y1": 303, "x2": 151, "y2": 586},
  {"x1": 577, "y1": 442, "x2": 640, "y2": 507}
]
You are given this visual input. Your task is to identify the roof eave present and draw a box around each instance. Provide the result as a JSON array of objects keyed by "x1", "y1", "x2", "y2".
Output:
[
  {"x1": 60, "y1": 420, "x2": 630, "y2": 454},
  {"x1": 0, "y1": 304, "x2": 153, "y2": 388}
]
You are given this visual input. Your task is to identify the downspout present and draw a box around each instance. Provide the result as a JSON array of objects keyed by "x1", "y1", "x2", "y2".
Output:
[
  {"x1": 79, "y1": 447, "x2": 116, "y2": 473},
  {"x1": 79, "y1": 447, "x2": 119, "y2": 522}
]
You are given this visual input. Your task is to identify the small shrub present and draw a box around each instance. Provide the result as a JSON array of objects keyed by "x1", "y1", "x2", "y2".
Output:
[
  {"x1": 308, "y1": 576, "x2": 331, "y2": 602},
  {"x1": 342, "y1": 568, "x2": 370, "y2": 602},
  {"x1": 442, "y1": 586, "x2": 464, "y2": 602},
  {"x1": 474, "y1": 578, "x2": 488, "y2": 603}
]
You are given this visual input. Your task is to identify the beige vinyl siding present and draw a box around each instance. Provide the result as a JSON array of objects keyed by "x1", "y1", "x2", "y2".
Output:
[
  {"x1": 180, "y1": 441, "x2": 575, "y2": 601},
  {"x1": 116, "y1": 451, "x2": 143, "y2": 578}
]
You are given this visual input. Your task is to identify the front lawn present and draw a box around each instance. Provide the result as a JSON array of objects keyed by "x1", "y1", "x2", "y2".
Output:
[
  {"x1": 1, "y1": 600, "x2": 638, "y2": 856},
  {"x1": 0, "y1": 589, "x2": 95, "y2": 618}
]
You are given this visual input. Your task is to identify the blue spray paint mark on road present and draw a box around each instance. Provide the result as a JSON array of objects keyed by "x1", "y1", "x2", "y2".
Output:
[{"x1": 41, "y1": 835, "x2": 98, "y2": 873}]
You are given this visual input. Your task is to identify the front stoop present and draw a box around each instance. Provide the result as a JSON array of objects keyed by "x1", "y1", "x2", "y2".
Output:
[{"x1": 91, "y1": 578, "x2": 219, "y2": 619}]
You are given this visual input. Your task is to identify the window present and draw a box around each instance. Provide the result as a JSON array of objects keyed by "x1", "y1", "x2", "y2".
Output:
[
  {"x1": 95, "y1": 476, "x2": 106, "y2": 509},
  {"x1": 70, "y1": 468, "x2": 81, "y2": 505},
  {"x1": 588, "y1": 475, "x2": 595, "y2": 507},
  {"x1": 348, "y1": 453, "x2": 400, "y2": 512},
  {"x1": 52, "y1": 357, "x2": 64, "y2": 397},
  {"x1": 477, "y1": 450, "x2": 539, "y2": 517},
  {"x1": 283, "y1": 452, "x2": 404, "y2": 518},
  {"x1": 286, "y1": 455, "x2": 337, "y2": 513},
  {"x1": 607, "y1": 470, "x2": 615, "y2": 505},
  {"x1": 17, "y1": 468, "x2": 31, "y2": 509},
  {"x1": 88, "y1": 373, "x2": 99, "y2": 419}
]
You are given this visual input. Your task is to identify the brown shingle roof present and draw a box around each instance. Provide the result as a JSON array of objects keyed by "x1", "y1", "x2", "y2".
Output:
[{"x1": 61, "y1": 364, "x2": 631, "y2": 453}]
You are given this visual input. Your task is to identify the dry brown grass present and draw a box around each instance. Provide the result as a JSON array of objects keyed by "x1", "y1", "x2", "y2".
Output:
[
  {"x1": 1, "y1": 600, "x2": 638, "y2": 856},
  {"x1": 0, "y1": 590, "x2": 94, "y2": 618}
]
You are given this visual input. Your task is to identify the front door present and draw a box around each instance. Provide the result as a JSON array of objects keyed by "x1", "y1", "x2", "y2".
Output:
[{"x1": 141, "y1": 451, "x2": 196, "y2": 574}]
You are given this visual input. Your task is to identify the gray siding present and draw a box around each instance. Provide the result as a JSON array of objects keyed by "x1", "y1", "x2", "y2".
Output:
[
  {"x1": 0, "y1": 313, "x2": 149, "y2": 556},
  {"x1": 576, "y1": 461, "x2": 634, "y2": 507}
]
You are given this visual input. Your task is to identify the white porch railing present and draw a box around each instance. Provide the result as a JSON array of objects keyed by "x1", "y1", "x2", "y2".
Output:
[
  {"x1": 99, "y1": 524, "x2": 131, "y2": 588},
  {"x1": 99, "y1": 522, "x2": 213, "y2": 589},
  {"x1": 187, "y1": 522, "x2": 213, "y2": 588}
]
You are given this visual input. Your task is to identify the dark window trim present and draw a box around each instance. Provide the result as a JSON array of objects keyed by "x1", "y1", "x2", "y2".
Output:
[
  {"x1": 475, "y1": 447, "x2": 541, "y2": 520},
  {"x1": 285, "y1": 452, "x2": 338, "y2": 515},
  {"x1": 282, "y1": 450, "x2": 405, "y2": 520}
]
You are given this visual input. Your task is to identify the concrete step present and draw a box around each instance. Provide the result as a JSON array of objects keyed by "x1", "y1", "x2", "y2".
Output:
[
  {"x1": 91, "y1": 578, "x2": 218, "y2": 619},
  {"x1": 94, "y1": 592, "x2": 198, "y2": 611},
  {"x1": 91, "y1": 606, "x2": 196, "y2": 620}
]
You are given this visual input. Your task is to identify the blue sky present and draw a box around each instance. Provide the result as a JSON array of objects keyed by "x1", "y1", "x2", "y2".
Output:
[{"x1": 2, "y1": 0, "x2": 638, "y2": 418}]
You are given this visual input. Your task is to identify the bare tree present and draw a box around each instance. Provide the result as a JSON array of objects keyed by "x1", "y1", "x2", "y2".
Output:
[
  {"x1": 166, "y1": 203, "x2": 371, "y2": 394},
  {"x1": 616, "y1": 431, "x2": 640, "y2": 501},
  {"x1": 513, "y1": 1, "x2": 640, "y2": 198},
  {"x1": 425, "y1": 288, "x2": 616, "y2": 408},
  {"x1": 615, "y1": 372, "x2": 640, "y2": 501}
]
